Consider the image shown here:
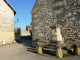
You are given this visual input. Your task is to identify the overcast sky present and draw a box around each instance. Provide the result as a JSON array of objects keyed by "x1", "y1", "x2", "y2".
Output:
[{"x1": 7, "y1": 0, "x2": 36, "y2": 30}]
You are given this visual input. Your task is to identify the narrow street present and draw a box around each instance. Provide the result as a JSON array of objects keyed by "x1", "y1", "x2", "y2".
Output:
[{"x1": 0, "y1": 39, "x2": 80, "y2": 60}]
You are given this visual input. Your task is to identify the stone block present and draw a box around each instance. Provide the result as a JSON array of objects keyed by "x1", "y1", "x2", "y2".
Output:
[
  {"x1": 37, "y1": 45, "x2": 43, "y2": 54},
  {"x1": 77, "y1": 47, "x2": 80, "y2": 55},
  {"x1": 56, "y1": 45, "x2": 63, "y2": 58},
  {"x1": 52, "y1": 35, "x2": 57, "y2": 42}
]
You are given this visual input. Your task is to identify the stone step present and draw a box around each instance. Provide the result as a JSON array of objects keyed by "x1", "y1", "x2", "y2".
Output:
[
  {"x1": 51, "y1": 41, "x2": 57, "y2": 43},
  {"x1": 43, "y1": 48, "x2": 56, "y2": 51},
  {"x1": 49, "y1": 43, "x2": 57, "y2": 46},
  {"x1": 43, "y1": 47, "x2": 67, "y2": 54},
  {"x1": 45, "y1": 46, "x2": 56, "y2": 49}
]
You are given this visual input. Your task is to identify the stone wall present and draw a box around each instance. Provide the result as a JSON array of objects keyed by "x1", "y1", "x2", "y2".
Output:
[
  {"x1": 0, "y1": 0, "x2": 14, "y2": 45},
  {"x1": 32, "y1": 0, "x2": 80, "y2": 46},
  {"x1": 17, "y1": 28, "x2": 31, "y2": 36}
]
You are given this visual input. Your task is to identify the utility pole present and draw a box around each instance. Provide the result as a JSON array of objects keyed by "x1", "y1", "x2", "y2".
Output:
[{"x1": 14, "y1": 19, "x2": 19, "y2": 40}]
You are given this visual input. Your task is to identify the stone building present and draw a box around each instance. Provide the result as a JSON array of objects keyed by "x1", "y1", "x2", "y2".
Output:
[
  {"x1": 31, "y1": 0, "x2": 80, "y2": 46},
  {"x1": 26, "y1": 25, "x2": 32, "y2": 35},
  {"x1": 26, "y1": 25, "x2": 32, "y2": 31},
  {"x1": 17, "y1": 28, "x2": 31, "y2": 36},
  {"x1": 0, "y1": 0, "x2": 16, "y2": 45}
]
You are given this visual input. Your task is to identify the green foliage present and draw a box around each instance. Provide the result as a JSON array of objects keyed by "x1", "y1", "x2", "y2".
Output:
[
  {"x1": 55, "y1": 56, "x2": 60, "y2": 58},
  {"x1": 66, "y1": 43, "x2": 70, "y2": 45},
  {"x1": 64, "y1": 42, "x2": 70, "y2": 45},
  {"x1": 66, "y1": 52, "x2": 69, "y2": 54}
]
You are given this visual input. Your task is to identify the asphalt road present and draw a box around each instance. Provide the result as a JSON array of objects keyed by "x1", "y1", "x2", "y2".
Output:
[{"x1": 0, "y1": 39, "x2": 80, "y2": 60}]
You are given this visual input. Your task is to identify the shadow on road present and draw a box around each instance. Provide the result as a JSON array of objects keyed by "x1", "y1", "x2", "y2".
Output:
[{"x1": 15, "y1": 37, "x2": 37, "y2": 54}]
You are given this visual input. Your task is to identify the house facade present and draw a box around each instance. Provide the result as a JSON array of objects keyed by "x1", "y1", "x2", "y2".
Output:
[
  {"x1": 0, "y1": 0, "x2": 16, "y2": 45},
  {"x1": 31, "y1": 0, "x2": 80, "y2": 46}
]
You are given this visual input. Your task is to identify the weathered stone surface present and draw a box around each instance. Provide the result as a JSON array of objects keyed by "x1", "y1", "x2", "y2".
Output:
[
  {"x1": 31, "y1": 0, "x2": 80, "y2": 46},
  {"x1": 51, "y1": 25, "x2": 63, "y2": 43},
  {"x1": 56, "y1": 45, "x2": 63, "y2": 58}
]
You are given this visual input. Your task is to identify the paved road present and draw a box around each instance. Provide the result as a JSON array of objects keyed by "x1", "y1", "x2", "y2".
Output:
[{"x1": 0, "y1": 39, "x2": 80, "y2": 60}]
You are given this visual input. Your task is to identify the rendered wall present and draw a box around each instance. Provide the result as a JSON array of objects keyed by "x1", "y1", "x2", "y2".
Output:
[{"x1": 0, "y1": 0, "x2": 14, "y2": 45}]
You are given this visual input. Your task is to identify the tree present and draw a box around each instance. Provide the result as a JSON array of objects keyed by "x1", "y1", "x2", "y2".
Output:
[
  {"x1": 14, "y1": 19, "x2": 19, "y2": 33},
  {"x1": 15, "y1": 19, "x2": 19, "y2": 24}
]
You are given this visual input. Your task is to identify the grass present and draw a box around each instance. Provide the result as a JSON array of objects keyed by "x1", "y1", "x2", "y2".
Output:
[
  {"x1": 0, "y1": 40, "x2": 17, "y2": 46},
  {"x1": 63, "y1": 54, "x2": 75, "y2": 57},
  {"x1": 66, "y1": 52, "x2": 69, "y2": 54},
  {"x1": 55, "y1": 56, "x2": 60, "y2": 58},
  {"x1": 64, "y1": 42, "x2": 70, "y2": 45},
  {"x1": 66, "y1": 43, "x2": 70, "y2": 45},
  {"x1": 63, "y1": 49, "x2": 76, "y2": 57}
]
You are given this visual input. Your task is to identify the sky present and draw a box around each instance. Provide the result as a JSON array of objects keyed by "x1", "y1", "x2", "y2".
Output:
[{"x1": 7, "y1": 0, "x2": 36, "y2": 30}]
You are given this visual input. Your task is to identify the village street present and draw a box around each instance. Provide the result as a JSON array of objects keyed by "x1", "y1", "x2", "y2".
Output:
[{"x1": 0, "y1": 39, "x2": 80, "y2": 60}]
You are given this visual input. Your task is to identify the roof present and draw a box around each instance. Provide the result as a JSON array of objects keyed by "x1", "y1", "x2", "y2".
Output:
[
  {"x1": 78, "y1": 1, "x2": 80, "y2": 3},
  {"x1": 4, "y1": 0, "x2": 16, "y2": 15},
  {"x1": 27, "y1": 25, "x2": 32, "y2": 29}
]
